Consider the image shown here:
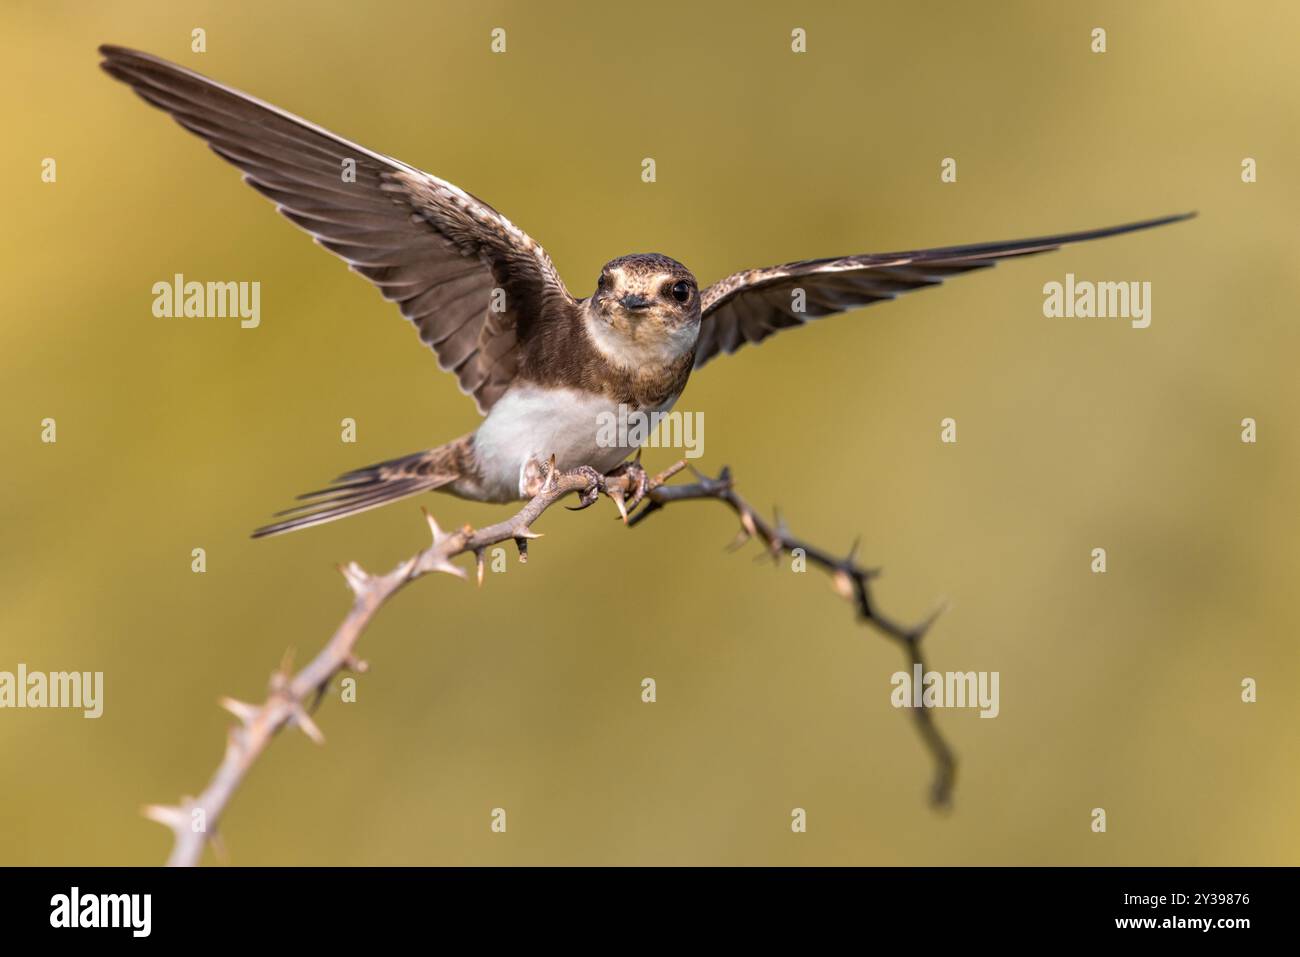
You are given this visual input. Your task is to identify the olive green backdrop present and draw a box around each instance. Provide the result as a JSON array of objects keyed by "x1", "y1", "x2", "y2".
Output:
[{"x1": 3, "y1": 0, "x2": 1297, "y2": 865}]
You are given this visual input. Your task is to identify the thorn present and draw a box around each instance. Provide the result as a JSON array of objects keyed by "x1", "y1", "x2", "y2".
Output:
[
  {"x1": 421, "y1": 507, "x2": 449, "y2": 545},
  {"x1": 541, "y1": 453, "x2": 558, "y2": 492},
  {"x1": 847, "y1": 536, "x2": 862, "y2": 565},
  {"x1": 918, "y1": 598, "x2": 951, "y2": 635},
  {"x1": 337, "y1": 561, "x2": 371, "y2": 596},
  {"x1": 291, "y1": 705, "x2": 325, "y2": 745},
  {"x1": 475, "y1": 549, "x2": 486, "y2": 587},
  {"x1": 765, "y1": 510, "x2": 785, "y2": 560},
  {"x1": 345, "y1": 654, "x2": 369, "y2": 674},
  {"x1": 271, "y1": 648, "x2": 296, "y2": 690},
  {"x1": 429, "y1": 556, "x2": 467, "y2": 580},
  {"x1": 739, "y1": 509, "x2": 759, "y2": 541},
  {"x1": 772, "y1": 510, "x2": 789, "y2": 548},
  {"x1": 725, "y1": 527, "x2": 751, "y2": 552},
  {"x1": 514, "y1": 526, "x2": 543, "y2": 540},
  {"x1": 218, "y1": 696, "x2": 259, "y2": 726},
  {"x1": 142, "y1": 803, "x2": 188, "y2": 831}
]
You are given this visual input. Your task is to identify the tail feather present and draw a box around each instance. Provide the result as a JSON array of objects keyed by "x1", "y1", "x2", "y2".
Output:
[
  {"x1": 251, "y1": 437, "x2": 472, "y2": 538},
  {"x1": 269, "y1": 477, "x2": 429, "y2": 519}
]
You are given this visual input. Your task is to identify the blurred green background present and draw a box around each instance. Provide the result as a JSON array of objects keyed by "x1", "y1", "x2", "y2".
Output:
[{"x1": 3, "y1": 0, "x2": 1298, "y2": 865}]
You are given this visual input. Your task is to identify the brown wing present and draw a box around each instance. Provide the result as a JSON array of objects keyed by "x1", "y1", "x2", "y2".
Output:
[
  {"x1": 694, "y1": 213, "x2": 1194, "y2": 368},
  {"x1": 99, "y1": 44, "x2": 575, "y2": 413}
]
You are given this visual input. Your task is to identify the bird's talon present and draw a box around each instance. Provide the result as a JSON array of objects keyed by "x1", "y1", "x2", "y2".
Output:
[
  {"x1": 605, "y1": 457, "x2": 650, "y2": 513},
  {"x1": 560, "y1": 464, "x2": 604, "y2": 510},
  {"x1": 626, "y1": 466, "x2": 649, "y2": 511}
]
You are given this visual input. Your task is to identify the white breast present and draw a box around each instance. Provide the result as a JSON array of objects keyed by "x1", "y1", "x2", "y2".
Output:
[{"x1": 472, "y1": 384, "x2": 677, "y2": 500}]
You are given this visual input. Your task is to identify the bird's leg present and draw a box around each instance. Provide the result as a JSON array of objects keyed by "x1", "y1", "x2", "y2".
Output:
[
  {"x1": 522, "y1": 455, "x2": 604, "y2": 508},
  {"x1": 519, "y1": 455, "x2": 552, "y2": 498},
  {"x1": 524, "y1": 454, "x2": 645, "y2": 518}
]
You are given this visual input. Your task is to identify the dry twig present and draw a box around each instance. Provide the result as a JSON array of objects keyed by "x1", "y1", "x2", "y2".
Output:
[{"x1": 145, "y1": 460, "x2": 954, "y2": 866}]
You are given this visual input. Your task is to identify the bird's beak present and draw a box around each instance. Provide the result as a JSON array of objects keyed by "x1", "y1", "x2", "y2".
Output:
[{"x1": 618, "y1": 293, "x2": 652, "y2": 312}]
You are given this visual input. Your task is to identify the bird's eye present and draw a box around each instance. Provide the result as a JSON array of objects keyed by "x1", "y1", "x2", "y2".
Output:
[{"x1": 669, "y1": 280, "x2": 691, "y2": 303}]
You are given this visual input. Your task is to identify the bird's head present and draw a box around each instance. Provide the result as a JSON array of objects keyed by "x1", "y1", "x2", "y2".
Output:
[{"x1": 585, "y1": 253, "x2": 700, "y2": 367}]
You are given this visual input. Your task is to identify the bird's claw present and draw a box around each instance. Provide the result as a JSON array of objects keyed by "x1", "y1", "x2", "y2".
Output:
[
  {"x1": 563, "y1": 465, "x2": 606, "y2": 511},
  {"x1": 606, "y1": 457, "x2": 649, "y2": 516},
  {"x1": 553, "y1": 458, "x2": 647, "y2": 519}
]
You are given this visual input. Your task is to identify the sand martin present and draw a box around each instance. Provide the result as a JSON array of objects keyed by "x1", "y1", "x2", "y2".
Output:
[{"x1": 99, "y1": 46, "x2": 1192, "y2": 537}]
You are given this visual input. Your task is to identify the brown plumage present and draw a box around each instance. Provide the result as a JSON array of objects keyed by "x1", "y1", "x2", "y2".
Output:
[
  {"x1": 251, "y1": 437, "x2": 478, "y2": 538},
  {"x1": 693, "y1": 215, "x2": 1194, "y2": 367},
  {"x1": 97, "y1": 44, "x2": 1194, "y2": 537}
]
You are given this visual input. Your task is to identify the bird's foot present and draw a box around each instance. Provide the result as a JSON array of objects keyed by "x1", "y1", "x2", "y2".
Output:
[
  {"x1": 563, "y1": 465, "x2": 606, "y2": 511},
  {"x1": 603, "y1": 456, "x2": 649, "y2": 523},
  {"x1": 523, "y1": 455, "x2": 648, "y2": 521},
  {"x1": 521, "y1": 455, "x2": 603, "y2": 506}
]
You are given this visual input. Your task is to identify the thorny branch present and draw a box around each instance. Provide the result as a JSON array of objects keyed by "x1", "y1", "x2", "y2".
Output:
[{"x1": 145, "y1": 459, "x2": 955, "y2": 866}]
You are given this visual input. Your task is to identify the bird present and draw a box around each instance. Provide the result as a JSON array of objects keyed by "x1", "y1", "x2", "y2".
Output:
[{"x1": 98, "y1": 45, "x2": 1193, "y2": 538}]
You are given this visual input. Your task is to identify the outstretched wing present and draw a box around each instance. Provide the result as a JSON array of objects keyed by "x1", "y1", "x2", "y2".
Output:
[
  {"x1": 99, "y1": 44, "x2": 575, "y2": 413},
  {"x1": 694, "y1": 213, "x2": 1193, "y2": 368}
]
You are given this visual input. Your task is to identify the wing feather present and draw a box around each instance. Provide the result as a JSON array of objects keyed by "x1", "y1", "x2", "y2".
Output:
[
  {"x1": 99, "y1": 44, "x2": 575, "y2": 413},
  {"x1": 694, "y1": 214, "x2": 1193, "y2": 367}
]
